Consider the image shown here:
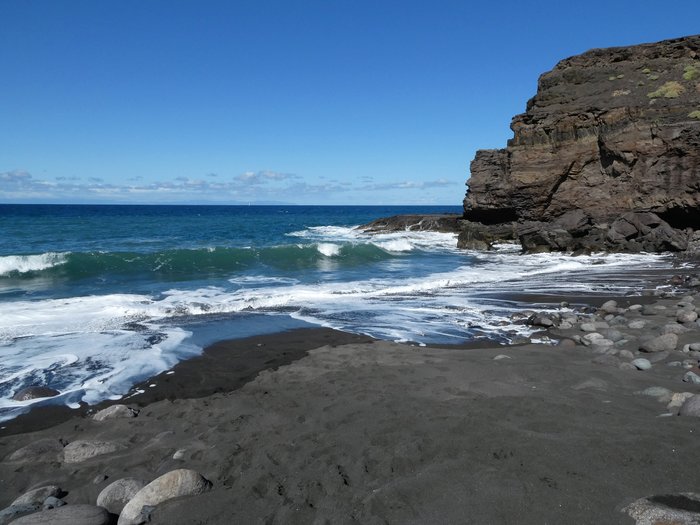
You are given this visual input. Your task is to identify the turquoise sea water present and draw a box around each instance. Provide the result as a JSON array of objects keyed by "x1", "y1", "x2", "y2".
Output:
[{"x1": 0, "y1": 204, "x2": 673, "y2": 420}]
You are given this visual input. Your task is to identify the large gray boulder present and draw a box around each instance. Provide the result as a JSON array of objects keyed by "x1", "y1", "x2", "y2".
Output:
[
  {"x1": 677, "y1": 310, "x2": 699, "y2": 324},
  {"x1": 118, "y1": 469, "x2": 212, "y2": 525},
  {"x1": 0, "y1": 504, "x2": 39, "y2": 525},
  {"x1": 639, "y1": 333, "x2": 678, "y2": 353},
  {"x1": 62, "y1": 440, "x2": 124, "y2": 463},
  {"x1": 10, "y1": 505, "x2": 112, "y2": 525},
  {"x1": 623, "y1": 493, "x2": 700, "y2": 524},
  {"x1": 97, "y1": 478, "x2": 146, "y2": 515},
  {"x1": 679, "y1": 395, "x2": 700, "y2": 417},
  {"x1": 10, "y1": 485, "x2": 61, "y2": 507},
  {"x1": 5, "y1": 439, "x2": 64, "y2": 463}
]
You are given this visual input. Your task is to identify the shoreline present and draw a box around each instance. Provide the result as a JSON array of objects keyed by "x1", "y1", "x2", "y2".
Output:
[
  {"x1": 0, "y1": 328, "x2": 373, "y2": 437},
  {"x1": 0, "y1": 289, "x2": 668, "y2": 437},
  {"x1": 1, "y1": 274, "x2": 699, "y2": 523}
]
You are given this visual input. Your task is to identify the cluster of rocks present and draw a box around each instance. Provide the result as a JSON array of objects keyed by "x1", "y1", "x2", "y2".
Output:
[
  {"x1": 1, "y1": 405, "x2": 212, "y2": 525},
  {"x1": 524, "y1": 291, "x2": 700, "y2": 417},
  {"x1": 458, "y1": 210, "x2": 700, "y2": 254}
]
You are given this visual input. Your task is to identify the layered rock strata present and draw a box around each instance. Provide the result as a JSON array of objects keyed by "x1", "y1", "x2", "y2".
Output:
[{"x1": 462, "y1": 35, "x2": 700, "y2": 252}]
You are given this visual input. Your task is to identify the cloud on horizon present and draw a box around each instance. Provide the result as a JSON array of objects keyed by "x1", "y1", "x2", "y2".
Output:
[
  {"x1": 0, "y1": 169, "x2": 459, "y2": 204},
  {"x1": 234, "y1": 170, "x2": 300, "y2": 185}
]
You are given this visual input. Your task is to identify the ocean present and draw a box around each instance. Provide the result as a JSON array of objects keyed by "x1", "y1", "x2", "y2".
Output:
[{"x1": 0, "y1": 204, "x2": 675, "y2": 421}]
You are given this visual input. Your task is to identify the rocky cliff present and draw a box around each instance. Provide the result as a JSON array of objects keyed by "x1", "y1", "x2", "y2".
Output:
[{"x1": 462, "y1": 35, "x2": 700, "y2": 253}]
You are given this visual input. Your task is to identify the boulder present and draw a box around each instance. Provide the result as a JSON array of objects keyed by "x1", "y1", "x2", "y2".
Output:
[
  {"x1": 92, "y1": 404, "x2": 139, "y2": 421},
  {"x1": 11, "y1": 386, "x2": 60, "y2": 401},
  {"x1": 97, "y1": 478, "x2": 146, "y2": 515},
  {"x1": 118, "y1": 469, "x2": 212, "y2": 525},
  {"x1": 581, "y1": 332, "x2": 604, "y2": 346},
  {"x1": 0, "y1": 504, "x2": 40, "y2": 525},
  {"x1": 623, "y1": 493, "x2": 700, "y2": 524},
  {"x1": 602, "y1": 329, "x2": 624, "y2": 342},
  {"x1": 518, "y1": 223, "x2": 573, "y2": 253},
  {"x1": 678, "y1": 310, "x2": 699, "y2": 323},
  {"x1": 618, "y1": 349, "x2": 635, "y2": 360},
  {"x1": 631, "y1": 358, "x2": 652, "y2": 371},
  {"x1": 639, "y1": 333, "x2": 678, "y2": 353},
  {"x1": 6, "y1": 439, "x2": 64, "y2": 463},
  {"x1": 62, "y1": 440, "x2": 124, "y2": 463},
  {"x1": 11, "y1": 485, "x2": 62, "y2": 507},
  {"x1": 669, "y1": 392, "x2": 696, "y2": 413},
  {"x1": 662, "y1": 323, "x2": 689, "y2": 335},
  {"x1": 455, "y1": 220, "x2": 496, "y2": 250},
  {"x1": 679, "y1": 395, "x2": 700, "y2": 417},
  {"x1": 527, "y1": 313, "x2": 559, "y2": 328},
  {"x1": 10, "y1": 504, "x2": 112, "y2": 525},
  {"x1": 600, "y1": 300, "x2": 619, "y2": 314},
  {"x1": 683, "y1": 371, "x2": 700, "y2": 385}
]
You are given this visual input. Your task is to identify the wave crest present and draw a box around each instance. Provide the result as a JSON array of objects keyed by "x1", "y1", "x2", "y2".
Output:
[{"x1": 0, "y1": 252, "x2": 69, "y2": 276}]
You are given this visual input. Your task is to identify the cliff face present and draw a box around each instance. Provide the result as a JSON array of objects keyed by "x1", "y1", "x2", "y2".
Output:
[{"x1": 462, "y1": 35, "x2": 700, "y2": 252}]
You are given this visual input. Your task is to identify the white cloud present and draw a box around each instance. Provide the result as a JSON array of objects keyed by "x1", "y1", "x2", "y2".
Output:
[
  {"x1": 359, "y1": 178, "x2": 457, "y2": 191},
  {"x1": 0, "y1": 169, "x2": 460, "y2": 204},
  {"x1": 234, "y1": 170, "x2": 300, "y2": 185}
]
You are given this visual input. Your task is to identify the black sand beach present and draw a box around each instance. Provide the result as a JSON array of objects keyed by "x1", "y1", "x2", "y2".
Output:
[{"x1": 1, "y1": 283, "x2": 700, "y2": 524}]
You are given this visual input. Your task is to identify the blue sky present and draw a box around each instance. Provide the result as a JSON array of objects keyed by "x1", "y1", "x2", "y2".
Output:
[{"x1": 2, "y1": 1, "x2": 699, "y2": 205}]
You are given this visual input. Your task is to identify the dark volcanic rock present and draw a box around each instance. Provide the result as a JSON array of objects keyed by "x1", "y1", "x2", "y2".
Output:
[
  {"x1": 359, "y1": 214, "x2": 461, "y2": 233},
  {"x1": 12, "y1": 386, "x2": 60, "y2": 401},
  {"x1": 456, "y1": 220, "x2": 516, "y2": 250},
  {"x1": 463, "y1": 35, "x2": 700, "y2": 253}
]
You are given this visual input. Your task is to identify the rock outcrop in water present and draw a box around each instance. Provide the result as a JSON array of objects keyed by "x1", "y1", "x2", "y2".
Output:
[{"x1": 461, "y1": 35, "x2": 700, "y2": 253}]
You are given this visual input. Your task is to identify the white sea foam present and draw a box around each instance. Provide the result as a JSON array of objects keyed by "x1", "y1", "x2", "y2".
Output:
[
  {"x1": 375, "y1": 239, "x2": 414, "y2": 252},
  {"x1": 287, "y1": 225, "x2": 459, "y2": 252},
  {"x1": 317, "y1": 243, "x2": 341, "y2": 257},
  {"x1": 0, "y1": 252, "x2": 68, "y2": 276},
  {"x1": 228, "y1": 275, "x2": 300, "y2": 286},
  {"x1": 0, "y1": 245, "x2": 674, "y2": 420}
]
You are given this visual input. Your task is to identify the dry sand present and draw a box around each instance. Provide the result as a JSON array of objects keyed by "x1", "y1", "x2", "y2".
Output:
[{"x1": 1, "y1": 302, "x2": 700, "y2": 523}]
